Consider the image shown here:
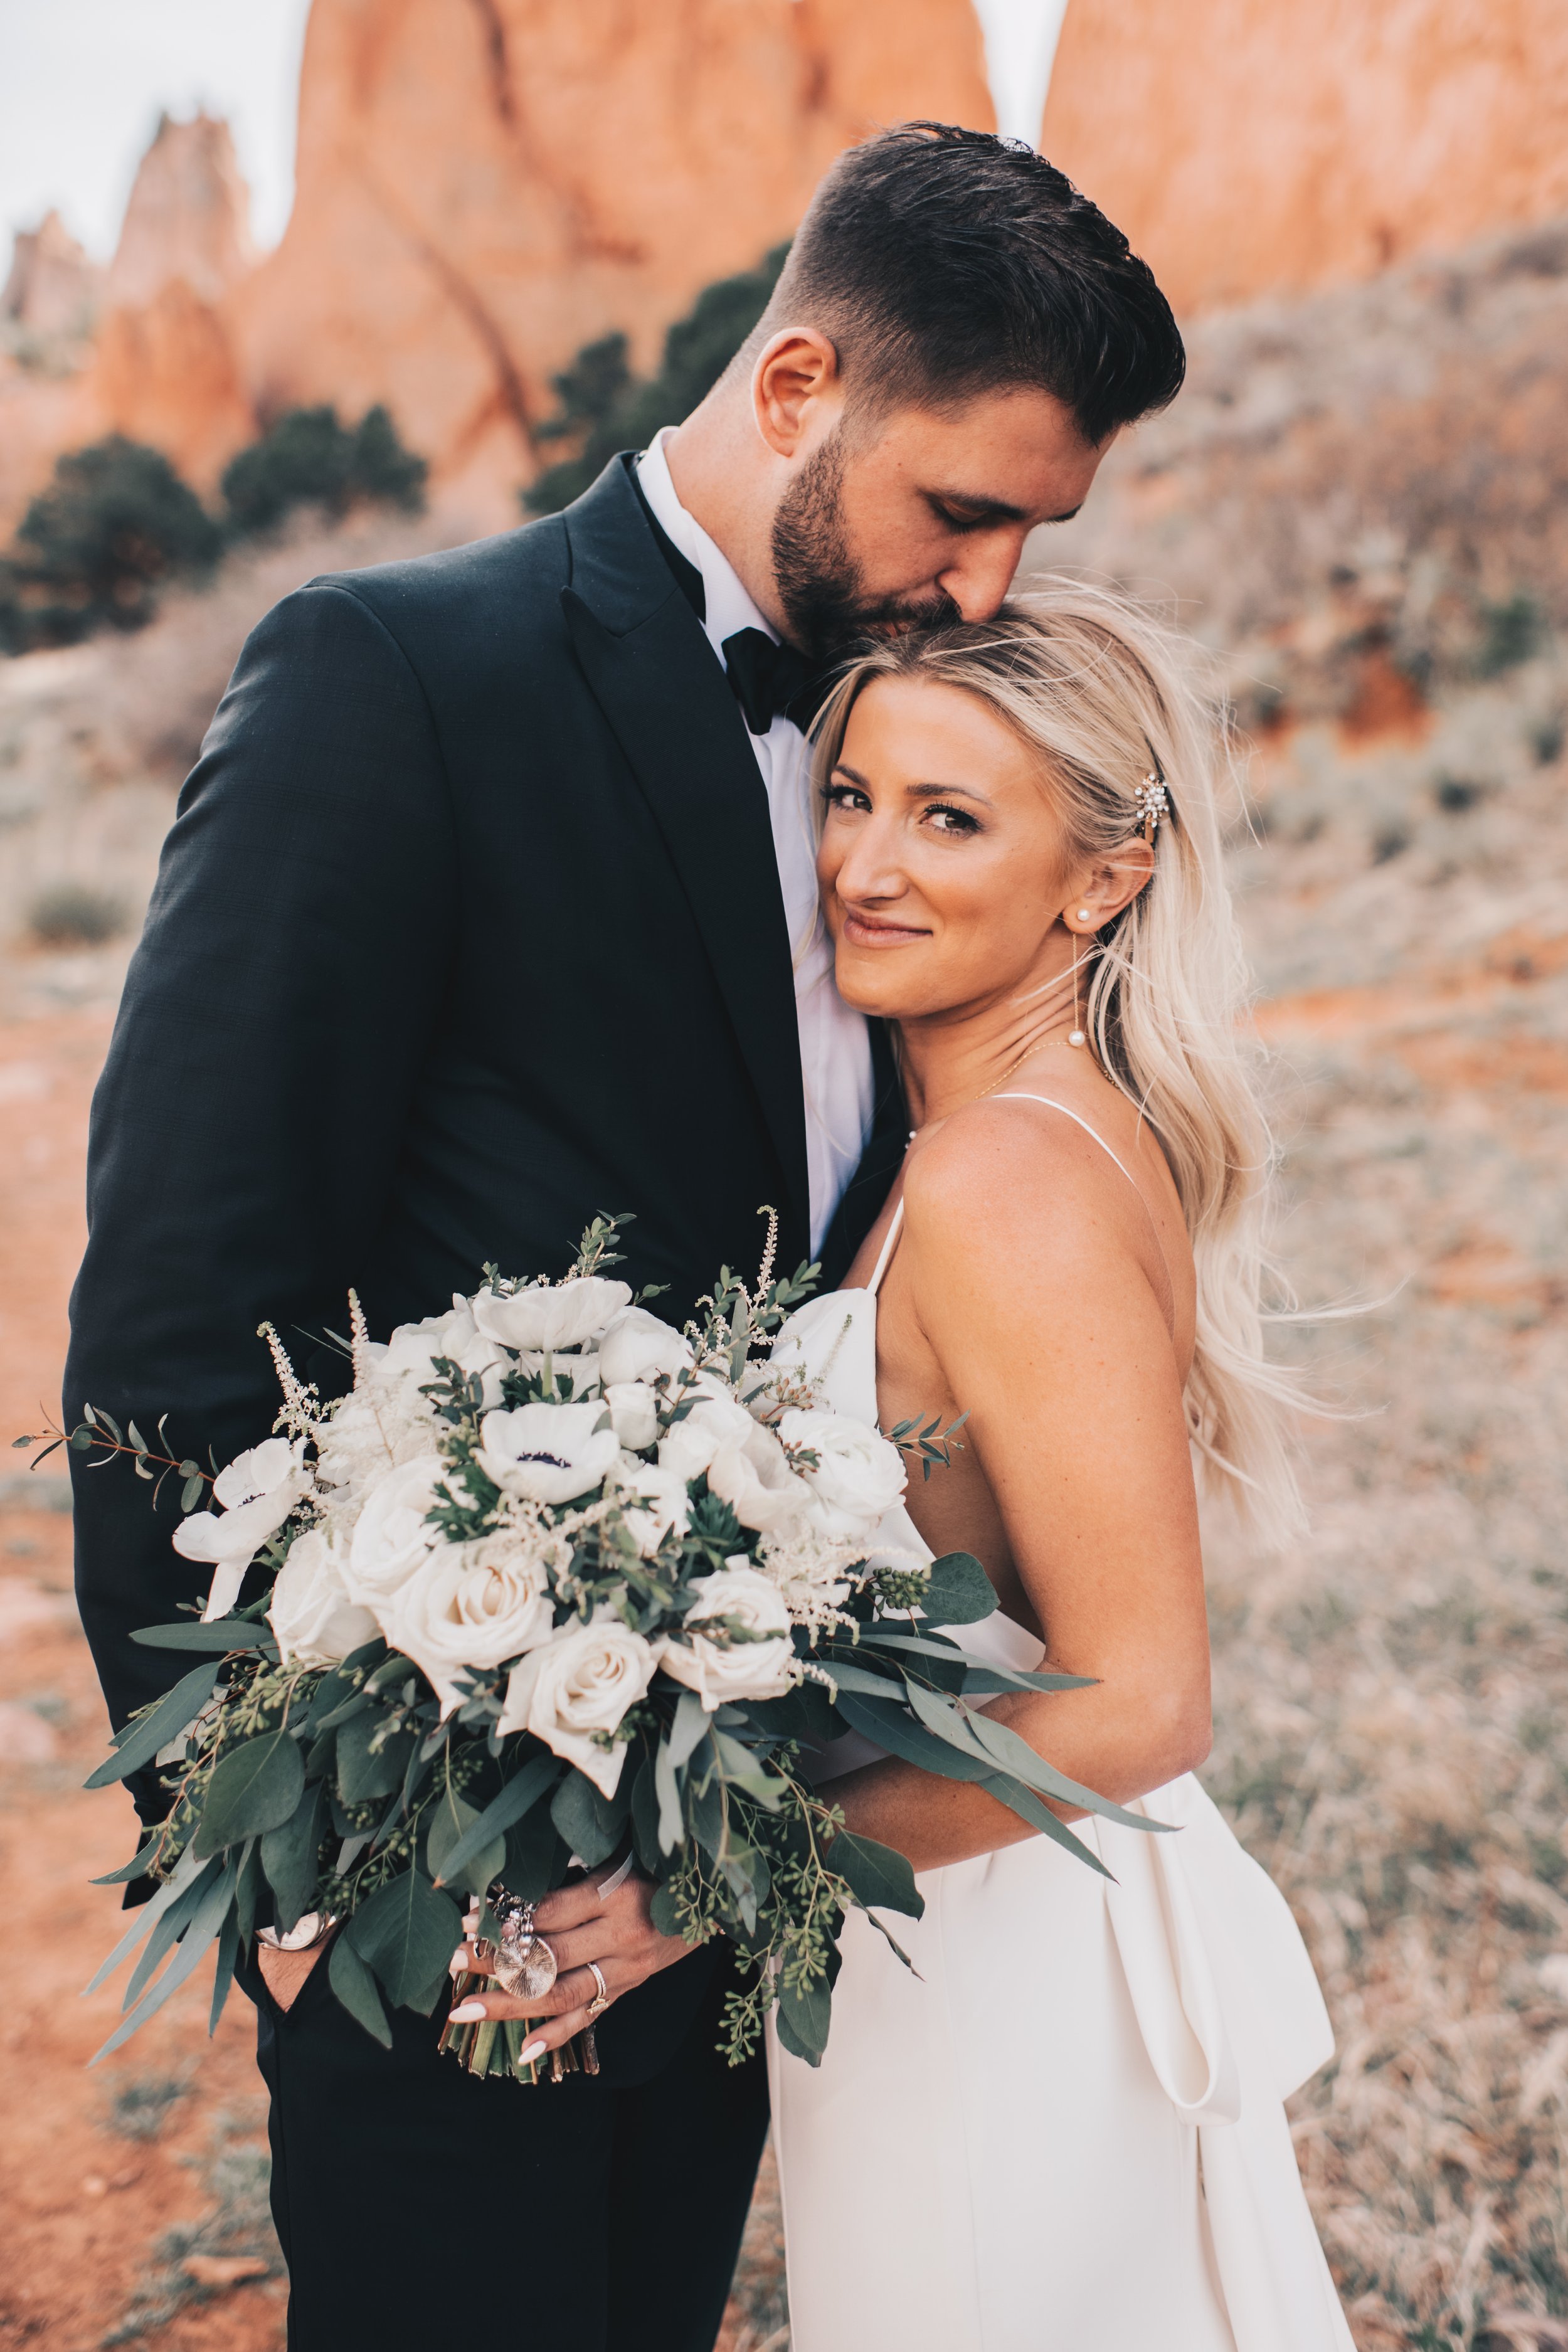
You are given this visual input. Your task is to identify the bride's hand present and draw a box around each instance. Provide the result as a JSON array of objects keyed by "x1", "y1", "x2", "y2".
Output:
[{"x1": 445, "y1": 1865, "x2": 691, "y2": 2059}]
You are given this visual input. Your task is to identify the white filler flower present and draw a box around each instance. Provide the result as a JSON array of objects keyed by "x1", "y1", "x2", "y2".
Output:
[
  {"x1": 345, "y1": 1453, "x2": 448, "y2": 1601},
  {"x1": 471, "y1": 1277, "x2": 632, "y2": 1355},
  {"x1": 779, "y1": 1408, "x2": 908, "y2": 1538},
  {"x1": 659, "y1": 1564, "x2": 796, "y2": 1710},
  {"x1": 497, "y1": 1616, "x2": 657, "y2": 1796},
  {"x1": 375, "y1": 1536, "x2": 555, "y2": 1715},
  {"x1": 268, "y1": 1527, "x2": 378, "y2": 1668},
  {"x1": 174, "y1": 1438, "x2": 305, "y2": 1620},
  {"x1": 475, "y1": 1402, "x2": 620, "y2": 1505}
]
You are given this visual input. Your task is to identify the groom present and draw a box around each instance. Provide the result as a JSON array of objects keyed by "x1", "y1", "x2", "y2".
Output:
[{"x1": 67, "y1": 124, "x2": 1182, "y2": 2349}]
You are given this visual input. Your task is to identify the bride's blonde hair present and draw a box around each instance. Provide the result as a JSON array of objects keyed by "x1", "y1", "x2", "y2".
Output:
[{"x1": 812, "y1": 581, "x2": 1306, "y2": 1545}]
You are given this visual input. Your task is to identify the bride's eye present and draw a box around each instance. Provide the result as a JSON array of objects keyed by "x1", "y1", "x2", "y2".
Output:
[
  {"x1": 924, "y1": 801, "x2": 981, "y2": 836},
  {"x1": 822, "y1": 779, "x2": 871, "y2": 815}
]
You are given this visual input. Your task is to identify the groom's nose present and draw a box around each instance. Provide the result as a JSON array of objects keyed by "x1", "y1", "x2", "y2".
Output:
[{"x1": 936, "y1": 528, "x2": 1033, "y2": 622}]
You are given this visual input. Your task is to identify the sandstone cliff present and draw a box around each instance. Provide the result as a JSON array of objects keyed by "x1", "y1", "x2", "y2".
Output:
[
  {"x1": 1, "y1": 211, "x2": 103, "y2": 346},
  {"x1": 225, "y1": 0, "x2": 995, "y2": 521},
  {"x1": 1042, "y1": 0, "x2": 1568, "y2": 312}
]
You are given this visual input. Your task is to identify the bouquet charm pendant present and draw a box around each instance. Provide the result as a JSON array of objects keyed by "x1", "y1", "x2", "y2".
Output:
[{"x1": 491, "y1": 1897, "x2": 558, "y2": 2001}]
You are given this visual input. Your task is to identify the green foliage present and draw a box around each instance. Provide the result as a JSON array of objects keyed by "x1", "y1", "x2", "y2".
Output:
[
  {"x1": 193, "y1": 1729, "x2": 304, "y2": 1853},
  {"x1": 1475, "y1": 592, "x2": 1542, "y2": 677},
  {"x1": 220, "y1": 401, "x2": 426, "y2": 536},
  {"x1": 522, "y1": 243, "x2": 790, "y2": 514},
  {"x1": 28, "y1": 882, "x2": 126, "y2": 948},
  {"x1": 7, "y1": 435, "x2": 221, "y2": 644}
]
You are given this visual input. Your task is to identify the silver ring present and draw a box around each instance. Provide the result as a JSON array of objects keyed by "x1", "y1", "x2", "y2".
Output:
[{"x1": 585, "y1": 1961, "x2": 610, "y2": 2020}]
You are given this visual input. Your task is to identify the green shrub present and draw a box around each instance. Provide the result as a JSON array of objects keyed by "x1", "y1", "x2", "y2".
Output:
[
  {"x1": 221, "y1": 403, "x2": 426, "y2": 536},
  {"x1": 29, "y1": 882, "x2": 127, "y2": 947},
  {"x1": 524, "y1": 243, "x2": 790, "y2": 515},
  {"x1": 10, "y1": 437, "x2": 221, "y2": 641}
]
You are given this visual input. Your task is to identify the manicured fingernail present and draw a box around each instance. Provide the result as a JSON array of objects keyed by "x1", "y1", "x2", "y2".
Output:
[
  {"x1": 519, "y1": 2038, "x2": 548, "y2": 2065},
  {"x1": 448, "y1": 1951, "x2": 466, "y2": 1979},
  {"x1": 448, "y1": 2001, "x2": 487, "y2": 2023}
]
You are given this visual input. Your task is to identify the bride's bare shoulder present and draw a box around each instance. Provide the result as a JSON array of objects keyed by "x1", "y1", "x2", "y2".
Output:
[{"x1": 900, "y1": 1093, "x2": 1153, "y2": 1284}]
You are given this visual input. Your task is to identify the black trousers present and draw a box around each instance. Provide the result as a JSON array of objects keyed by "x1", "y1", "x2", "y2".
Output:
[{"x1": 248, "y1": 1944, "x2": 770, "y2": 2351}]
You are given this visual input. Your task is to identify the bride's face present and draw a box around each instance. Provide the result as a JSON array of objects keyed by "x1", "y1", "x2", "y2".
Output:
[{"x1": 817, "y1": 675, "x2": 1079, "y2": 1022}]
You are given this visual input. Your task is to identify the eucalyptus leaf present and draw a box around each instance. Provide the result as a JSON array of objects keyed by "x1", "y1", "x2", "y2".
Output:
[
  {"x1": 916, "y1": 1551, "x2": 998, "y2": 1625},
  {"x1": 347, "y1": 1870, "x2": 460, "y2": 2013},
  {"x1": 87, "y1": 1661, "x2": 218, "y2": 1787},
  {"x1": 962, "y1": 1710, "x2": 1172, "y2": 1833},
  {"x1": 209, "y1": 1910, "x2": 240, "y2": 2035},
  {"x1": 336, "y1": 1712, "x2": 414, "y2": 1806},
  {"x1": 775, "y1": 1969, "x2": 832, "y2": 2067},
  {"x1": 828, "y1": 1829, "x2": 923, "y2": 1920},
  {"x1": 260, "y1": 1779, "x2": 329, "y2": 1931},
  {"x1": 550, "y1": 1767, "x2": 625, "y2": 1868},
  {"x1": 426, "y1": 1787, "x2": 504, "y2": 1899},
  {"x1": 194, "y1": 1729, "x2": 305, "y2": 1855},
  {"x1": 130, "y1": 1619, "x2": 273, "y2": 1654},
  {"x1": 834, "y1": 1690, "x2": 992, "y2": 1782},
  {"x1": 329, "y1": 1929, "x2": 393, "y2": 2047},
  {"x1": 430, "y1": 1752, "x2": 558, "y2": 1888},
  {"x1": 89, "y1": 1857, "x2": 238, "y2": 2065}
]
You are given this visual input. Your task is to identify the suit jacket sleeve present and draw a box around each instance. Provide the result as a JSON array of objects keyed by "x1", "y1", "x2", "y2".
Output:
[{"x1": 66, "y1": 580, "x2": 458, "y2": 1826}]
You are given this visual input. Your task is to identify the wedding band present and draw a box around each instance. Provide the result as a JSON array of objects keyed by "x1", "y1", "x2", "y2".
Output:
[{"x1": 585, "y1": 1961, "x2": 610, "y2": 2020}]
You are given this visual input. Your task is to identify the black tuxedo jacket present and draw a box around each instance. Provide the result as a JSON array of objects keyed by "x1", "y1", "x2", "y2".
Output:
[{"x1": 66, "y1": 453, "x2": 905, "y2": 1803}]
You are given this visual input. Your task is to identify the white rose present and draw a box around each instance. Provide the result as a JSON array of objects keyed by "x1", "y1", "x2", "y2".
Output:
[
  {"x1": 474, "y1": 1401, "x2": 619, "y2": 1505},
  {"x1": 612, "y1": 1459, "x2": 690, "y2": 1557},
  {"x1": 547, "y1": 1349, "x2": 601, "y2": 1401},
  {"x1": 175, "y1": 1441, "x2": 306, "y2": 1620},
  {"x1": 344, "y1": 1453, "x2": 448, "y2": 1600},
  {"x1": 709, "y1": 1420, "x2": 811, "y2": 1534},
  {"x1": 497, "y1": 1616, "x2": 657, "y2": 1796},
  {"x1": 376, "y1": 1535, "x2": 556, "y2": 1715},
  {"x1": 598, "y1": 1306, "x2": 693, "y2": 1390},
  {"x1": 657, "y1": 1393, "x2": 756, "y2": 1482},
  {"x1": 268, "y1": 1527, "x2": 378, "y2": 1668},
  {"x1": 471, "y1": 1278, "x2": 632, "y2": 1355},
  {"x1": 604, "y1": 1380, "x2": 660, "y2": 1453},
  {"x1": 778, "y1": 1409, "x2": 908, "y2": 1537},
  {"x1": 658, "y1": 1564, "x2": 796, "y2": 1710}
]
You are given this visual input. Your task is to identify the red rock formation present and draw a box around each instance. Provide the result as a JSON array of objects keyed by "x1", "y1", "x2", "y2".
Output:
[
  {"x1": 226, "y1": 0, "x2": 995, "y2": 522},
  {"x1": 1041, "y1": 0, "x2": 1568, "y2": 314},
  {"x1": 105, "y1": 113, "x2": 256, "y2": 312},
  {"x1": 1, "y1": 211, "x2": 103, "y2": 344}
]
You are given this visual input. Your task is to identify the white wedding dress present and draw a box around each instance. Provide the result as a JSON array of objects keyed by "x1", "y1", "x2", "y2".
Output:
[{"x1": 766, "y1": 1100, "x2": 1354, "y2": 2352}]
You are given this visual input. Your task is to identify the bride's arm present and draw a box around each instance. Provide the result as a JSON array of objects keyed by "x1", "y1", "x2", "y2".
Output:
[{"x1": 826, "y1": 1108, "x2": 1213, "y2": 1875}]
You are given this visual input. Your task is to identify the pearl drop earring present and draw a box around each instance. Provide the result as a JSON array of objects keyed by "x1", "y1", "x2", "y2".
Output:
[
  {"x1": 1067, "y1": 936, "x2": 1086, "y2": 1049},
  {"x1": 1076, "y1": 908, "x2": 1091, "y2": 923}
]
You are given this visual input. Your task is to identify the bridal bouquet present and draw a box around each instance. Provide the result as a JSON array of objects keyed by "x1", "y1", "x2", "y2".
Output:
[{"x1": 43, "y1": 1214, "x2": 1129, "y2": 2083}]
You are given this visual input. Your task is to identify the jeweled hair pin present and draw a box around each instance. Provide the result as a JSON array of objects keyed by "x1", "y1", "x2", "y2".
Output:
[{"x1": 1133, "y1": 772, "x2": 1170, "y2": 842}]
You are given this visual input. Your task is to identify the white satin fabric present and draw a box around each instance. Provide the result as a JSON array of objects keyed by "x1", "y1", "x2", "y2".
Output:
[{"x1": 766, "y1": 1290, "x2": 1354, "y2": 2352}]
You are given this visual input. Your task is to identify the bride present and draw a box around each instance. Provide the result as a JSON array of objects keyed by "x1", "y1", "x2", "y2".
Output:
[{"x1": 767, "y1": 589, "x2": 1354, "y2": 2352}]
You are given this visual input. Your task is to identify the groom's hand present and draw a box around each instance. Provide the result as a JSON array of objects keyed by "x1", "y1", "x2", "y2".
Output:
[{"x1": 445, "y1": 1864, "x2": 692, "y2": 2058}]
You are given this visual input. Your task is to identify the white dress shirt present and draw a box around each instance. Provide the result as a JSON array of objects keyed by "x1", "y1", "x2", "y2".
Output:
[{"x1": 637, "y1": 430, "x2": 874, "y2": 1258}]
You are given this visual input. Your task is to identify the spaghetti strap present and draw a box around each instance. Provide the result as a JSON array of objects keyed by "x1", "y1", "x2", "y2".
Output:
[
  {"x1": 866, "y1": 1199, "x2": 905, "y2": 1296},
  {"x1": 990, "y1": 1093, "x2": 1143, "y2": 1194}
]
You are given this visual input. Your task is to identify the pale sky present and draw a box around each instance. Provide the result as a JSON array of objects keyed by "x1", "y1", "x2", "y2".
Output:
[{"x1": 0, "y1": 0, "x2": 1062, "y2": 265}]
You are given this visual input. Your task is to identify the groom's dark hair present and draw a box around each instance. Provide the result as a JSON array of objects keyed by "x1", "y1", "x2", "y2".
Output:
[{"x1": 751, "y1": 122, "x2": 1184, "y2": 447}]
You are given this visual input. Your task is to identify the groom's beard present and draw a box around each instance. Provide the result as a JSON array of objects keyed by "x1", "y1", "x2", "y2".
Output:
[{"x1": 771, "y1": 431, "x2": 961, "y2": 662}]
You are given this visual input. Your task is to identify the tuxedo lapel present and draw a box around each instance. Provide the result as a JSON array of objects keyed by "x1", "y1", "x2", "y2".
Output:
[{"x1": 561, "y1": 458, "x2": 810, "y2": 1253}]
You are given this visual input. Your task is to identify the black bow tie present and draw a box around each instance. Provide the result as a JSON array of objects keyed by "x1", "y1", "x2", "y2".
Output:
[{"x1": 723, "y1": 627, "x2": 833, "y2": 736}]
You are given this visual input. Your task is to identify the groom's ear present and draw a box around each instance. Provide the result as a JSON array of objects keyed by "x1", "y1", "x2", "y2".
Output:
[{"x1": 753, "y1": 329, "x2": 845, "y2": 458}]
